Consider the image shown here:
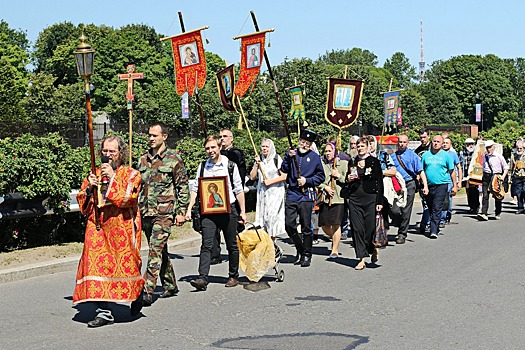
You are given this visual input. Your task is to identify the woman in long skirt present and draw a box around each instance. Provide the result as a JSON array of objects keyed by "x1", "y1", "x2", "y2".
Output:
[
  {"x1": 249, "y1": 138, "x2": 286, "y2": 239},
  {"x1": 318, "y1": 143, "x2": 348, "y2": 258},
  {"x1": 346, "y1": 137, "x2": 384, "y2": 270}
]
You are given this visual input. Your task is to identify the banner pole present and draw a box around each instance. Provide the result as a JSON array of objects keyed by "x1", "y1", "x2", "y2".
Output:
[
  {"x1": 178, "y1": 11, "x2": 207, "y2": 137},
  {"x1": 250, "y1": 10, "x2": 300, "y2": 178},
  {"x1": 236, "y1": 95, "x2": 267, "y2": 180}
]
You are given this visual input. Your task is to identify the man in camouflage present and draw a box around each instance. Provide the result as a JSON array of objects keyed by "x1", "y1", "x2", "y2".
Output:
[{"x1": 138, "y1": 122, "x2": 189, "y2": 306}]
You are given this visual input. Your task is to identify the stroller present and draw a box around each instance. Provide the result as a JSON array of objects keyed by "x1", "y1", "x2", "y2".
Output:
[{"x1": 236, "y1": 223, "x2": 285, "y2": 283}]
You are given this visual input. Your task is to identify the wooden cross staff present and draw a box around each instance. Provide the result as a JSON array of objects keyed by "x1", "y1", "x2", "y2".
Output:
[{"x1": 118, "y1": 64, "x2": 144, "y2": 166}]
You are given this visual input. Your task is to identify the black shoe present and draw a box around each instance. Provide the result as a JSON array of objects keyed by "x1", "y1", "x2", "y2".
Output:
[
  {"x1": 130, "y1": 293, "x2": 143, "y2": 315},
  {"x1": 190, "y1": 278, "x2": 207, "y2": 291},
  {"x1": 142, "y1": 293, "x2": 153, "y2": 307},
  {"x1": 159, "y1": 287, "x2": 179, "y2": 298},
  {"x1": 87, "y1": 316, "x2": 114, "y2": 328},
  {"x1": 210, "y1": 257, "x2": 222, "y2": 265},
  {"x1": 301, "y1": 256, "x2": 311, "y2": 267},
  {"x1": 293, "y1": 253, "x2": 304, "y2": 265},
  {"x1": 396, "y1": 236, "x2": 406, "y2": 244}
]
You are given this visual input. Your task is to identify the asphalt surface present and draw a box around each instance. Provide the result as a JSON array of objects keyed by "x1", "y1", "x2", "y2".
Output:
[{"x1": 1, "y1": 195, "x2": 524, "y2": 349}]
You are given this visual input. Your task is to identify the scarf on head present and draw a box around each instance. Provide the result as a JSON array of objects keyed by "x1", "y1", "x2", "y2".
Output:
[{"x1": 261, "y1": 139, "x2": 277, "y2": 166}]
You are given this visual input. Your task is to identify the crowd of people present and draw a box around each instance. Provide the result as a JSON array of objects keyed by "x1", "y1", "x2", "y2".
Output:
[{"x1": 72, "y1": 123, "x2": 522, "y2": 328}]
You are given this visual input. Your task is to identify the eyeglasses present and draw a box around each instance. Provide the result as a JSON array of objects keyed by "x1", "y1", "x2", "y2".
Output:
[{"x1": 102, "y1": 149, "x2": 119, "y2": 155}]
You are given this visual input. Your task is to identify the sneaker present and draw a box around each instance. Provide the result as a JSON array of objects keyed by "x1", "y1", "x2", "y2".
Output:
[
  {"x1": 477, "y1": 214, "x2": 489, "y2": 221},
  {"x1": 439, "y1": 223, "x2": 445, "y2": 228},
  {"x1": 430, "y1": 233, "x2": 438, "y2": 239},
  {"x1": 517, "y1": 210, "x2": 525, "y2": 215},
  {"x1": 312, "y1": 239, "x2": 320, "y2": 245},
  {"x1": 495, "y1": 215, "x2": 501, "y2": 220},
  {"x1": 341, "y1": 233, "x2": 348, "y2": 240}
]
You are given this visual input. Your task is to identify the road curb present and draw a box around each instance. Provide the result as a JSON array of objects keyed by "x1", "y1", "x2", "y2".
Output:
[{"x1": 0, "y1": 235, "x2": 202, "y2": 284}]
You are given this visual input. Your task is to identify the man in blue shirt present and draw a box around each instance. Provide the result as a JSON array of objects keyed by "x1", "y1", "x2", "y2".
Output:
[
  {"x1": 391, "y1": 134, "x2": 428, "y2": 244},
  {"x1": 281, "y1": 129, "x2": 325, "y2": 267},
  {"x1": 421, "y1": 135, "x2": 457, "y2": 239}
]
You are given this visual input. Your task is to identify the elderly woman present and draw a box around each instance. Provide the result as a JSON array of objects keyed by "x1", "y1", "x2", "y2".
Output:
[
  {"x1": 249, "y1": 138, "x2": 286, "y2": 239},
  {"x1": 347, "y1": 137, "x2": 384, "y2": 270},
  {"x1": 318, "y1": 143, "x2": 348, "y2": 258}
]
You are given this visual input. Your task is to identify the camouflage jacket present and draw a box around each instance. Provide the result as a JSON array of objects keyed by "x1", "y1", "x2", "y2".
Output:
[{"x1": 138, "y1": 147, "x2": 189, "y2": 218}]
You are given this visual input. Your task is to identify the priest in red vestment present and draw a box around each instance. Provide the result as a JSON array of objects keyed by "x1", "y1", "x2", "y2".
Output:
[{"x1": 74, "y1": 135, "x2": 144, "y2": 327}]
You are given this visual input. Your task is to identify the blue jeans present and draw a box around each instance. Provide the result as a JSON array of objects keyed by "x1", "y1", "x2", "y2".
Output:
[{"x1": 426, "y1": 184, "x2": 448, "y2": 235}]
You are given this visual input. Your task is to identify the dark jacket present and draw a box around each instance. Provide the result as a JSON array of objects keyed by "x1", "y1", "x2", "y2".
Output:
[
  {"x1": 347, "y1": 156, "x2": 384, "y2": 205},
  {"x1": 281, "y1": 149, "x2": 325, "y2": 202}
]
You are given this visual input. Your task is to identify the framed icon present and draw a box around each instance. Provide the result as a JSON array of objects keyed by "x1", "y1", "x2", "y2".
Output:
[
  {"x1": 198, "y1": 176, "x2": 231, "y2": 215},
  {"x1": 179, "y1": 42, "x2": 200, "y2": 67}
]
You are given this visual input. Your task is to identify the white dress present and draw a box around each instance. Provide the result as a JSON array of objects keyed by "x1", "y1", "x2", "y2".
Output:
[{"x1": 254, "y1": 154, "x2": 285, "y2": 238}]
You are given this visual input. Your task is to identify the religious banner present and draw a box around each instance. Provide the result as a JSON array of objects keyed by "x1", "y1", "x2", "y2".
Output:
[
  {"x1": 325, "y1": 78, "x2": 364, "y2": 129},
  {"x1": 234, "y1": 32, "x2": 266, "y2": 97},
  {"x1": 289, "y1": 86, "x2": 306, "y2": 124},
  {"x1": 216, "y1": 64, "x2": 236, "y2": 112},
  {"x1": 168, "y1": 29, "x2": 207, "y2": 97},
  {"x1": 384, "y1": 91, "x2": 400, "y2": 126},
  {"x1": 181, "y1": 92, "x2": 190, "y2": 119},
  {"x1": 467, "y1": 140, "x2": 503, "y2": 185}
]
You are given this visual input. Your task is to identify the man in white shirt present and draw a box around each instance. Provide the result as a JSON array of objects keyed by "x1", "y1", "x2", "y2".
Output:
[{"x1": 185, "y1": 135, "x2": 247, "y2": 291}]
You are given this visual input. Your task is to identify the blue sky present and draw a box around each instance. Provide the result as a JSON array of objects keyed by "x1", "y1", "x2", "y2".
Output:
[{"x1": 2, "y1": 0, "x2": 525, "y2": 70}]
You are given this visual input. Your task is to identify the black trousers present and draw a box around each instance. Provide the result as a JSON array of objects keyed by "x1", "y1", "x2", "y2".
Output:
[
  {"x1": 348, "y1": 192, "x2": 376, "y2": 259},
  {"x1": 198, "y1": 206, "x2": 239, "y2": 283},
  {"x1": 481, "y1": 173, "x2": 502, "y2": 215},
  {"x1": 285, "y1": 200, "x2": 313, "y2": 256},
  {"x1": 465, "y1": 181, "x2": 480, "y2": 212}
]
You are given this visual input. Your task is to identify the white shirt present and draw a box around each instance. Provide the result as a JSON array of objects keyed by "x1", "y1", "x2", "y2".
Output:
[{"x1": 191, "y1": 155, "x2": 242, "y2": 204}]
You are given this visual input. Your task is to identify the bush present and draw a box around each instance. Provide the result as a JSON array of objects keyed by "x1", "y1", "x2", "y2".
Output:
[{"x1": 0, "y1": 133, "x2": 90, "y2": 251}]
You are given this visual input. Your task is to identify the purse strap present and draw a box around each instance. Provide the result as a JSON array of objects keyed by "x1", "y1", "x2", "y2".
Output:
[{"x1": 396, "y1": 153, "x2": 417, "y2": 182}]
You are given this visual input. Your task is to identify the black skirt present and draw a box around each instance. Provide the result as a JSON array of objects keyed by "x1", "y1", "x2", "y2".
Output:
[{"x1": 318, "y1": 203, "x2": 344, "y2": 226}]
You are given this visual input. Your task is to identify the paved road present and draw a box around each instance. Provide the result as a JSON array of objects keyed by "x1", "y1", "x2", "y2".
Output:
[{"x1": 1, "y1": 196, "x2": 524, "y2": 349}]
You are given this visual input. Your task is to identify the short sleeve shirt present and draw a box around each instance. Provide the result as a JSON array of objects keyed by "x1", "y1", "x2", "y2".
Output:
[{"x1": 422, "y1": 150, "x2": 454, "y2": 185}]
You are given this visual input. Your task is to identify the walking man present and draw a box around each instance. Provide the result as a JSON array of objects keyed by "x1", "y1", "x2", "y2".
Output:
[
  {"x1": 478, "y1": 140, "x2": 509, "y2": 220},
  {"x1": 421, "y1": 135, "x2": 457, "y2": 239},
  {"x1": 391, "y1": 134, "x2": 428, "y2": 244},
  {"x1": 509, "y1": 140, "x2": 525, "y2": 214},
  {"x1": 281, "y1": 129, "x2": 325, "y2": 267},
  {"x1": 441, "y1": 137, "x2": 462, "y2": 225},
  {"x1": 138, "y1": 122, "x2": 189, "y2": 306},
  {"x1": 74, "y1": 135, "x2": 144, "y2": 327},
  {"x1": 185, "y1": 135, "x2": 247, "y2": 291},
  {"x1": 459, "y1": 138, "x2": 479, "y2": 213}
]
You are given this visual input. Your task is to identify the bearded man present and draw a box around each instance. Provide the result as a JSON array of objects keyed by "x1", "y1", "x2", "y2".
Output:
[
  {"x1": 459, "y1": 138, "x2": 479, "y2": 213},
  {"x1": 73, "y1": 135, "x2": 144, "y2": 328},
  {"x1": 281, "y1": 129, "x2": 325, "y2": 267}
]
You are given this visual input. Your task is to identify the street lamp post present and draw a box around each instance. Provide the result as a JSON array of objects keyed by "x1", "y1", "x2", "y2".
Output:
[{"x1": 73, "y1": 34, "x2": 100, "y2": 228}]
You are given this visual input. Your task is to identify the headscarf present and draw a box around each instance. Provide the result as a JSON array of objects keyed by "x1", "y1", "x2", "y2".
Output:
[
  {"x1": 324, "y1": 142, "x2": 338, "y2": 165},
  {"x1": 261, "y1": 138, "x2": 277, "y2": 166}
]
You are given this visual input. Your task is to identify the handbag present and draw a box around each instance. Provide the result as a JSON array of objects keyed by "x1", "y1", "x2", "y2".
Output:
[
  {"x1": 374, "y1": 213, "x2": 388, "y2": 247},
  {"x1": 191, "y1": 198, "x2": 202, "y2": 233}
]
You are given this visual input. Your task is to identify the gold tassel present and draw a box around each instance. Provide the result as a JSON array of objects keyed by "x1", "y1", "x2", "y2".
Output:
[
  {"x1": 237, "y1": 113, "x2": 243, "y2": 130},
  {"x1": 336, "y1": 129, "x2": 342, "y2": 151}
]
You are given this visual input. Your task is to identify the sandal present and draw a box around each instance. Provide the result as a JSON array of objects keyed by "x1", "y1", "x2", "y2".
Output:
[{"x1": 355, "y1": 260, "x2": 366, "y2": 270}]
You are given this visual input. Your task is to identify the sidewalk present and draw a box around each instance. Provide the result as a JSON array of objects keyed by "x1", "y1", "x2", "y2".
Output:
[{"x1": 0, "y1": 234, "x2": 202, "y2": 284}]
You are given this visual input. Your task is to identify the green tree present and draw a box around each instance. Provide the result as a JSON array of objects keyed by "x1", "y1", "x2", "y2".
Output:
[
  {"x1": 317, "y1": 48, "x2": 378, "y2": 66},
  {"x1": 383, "y1": 52, "x2": 417, "y2": 88},
  {"x1": 0, "y1": 20, "x2": 30, "y2": 122}
]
